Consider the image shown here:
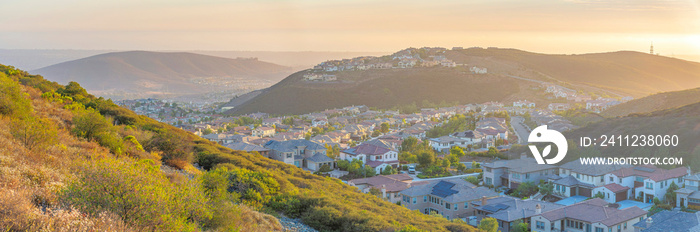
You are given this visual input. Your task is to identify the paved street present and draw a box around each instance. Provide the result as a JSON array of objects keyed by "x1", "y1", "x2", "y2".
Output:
[{"x1": 510, "y1": 116, "x2": 531, "y2": 145}]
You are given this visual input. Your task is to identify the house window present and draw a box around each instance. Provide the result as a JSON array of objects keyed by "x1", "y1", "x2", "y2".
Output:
[
  {"x1": 464, "y1": 203, "x2": 469, "y2": 209},
  {"x1": 526, "y1": 173, "x2": 531, "y2": 179},
  {"x1": 454, "y1": 204, "x2": 458, "y2": 211},
  {"x1": 536, "y1": 221, "x2": 545, "y2": 230},
  {"x1": 424, "y1": 196, "x2": 427, "y2": 202},
  {"x1": 577, "y1": 173, "x2": 581, "y2": 179},
  {"x1": 286, "y1": 154, "x2": 292, "y2": 158},
  {"x1": 413, "y1": 198, "x2": 416, "y2": 204},
  {"x1": 624, "y1": 222, "x2": 627, "y2": 229},
  {"x1": 596, "y1": 227, "x2": 604, "y2": 232},
  {"x1": 609, "y1": 177, "x2": 614, "y2": 182},
  {"x1": 446, "y1": 203, "x2": 451, "y2": 209},
  {"x1": 617, "y1": 225, "x2": 621, "y2": 232},
  {"x1": 601, "y1": 176, "x2": 604, "y2": 182},
  {"x1": 646, "y1": 182, "x2": 654, "y2": 190}
]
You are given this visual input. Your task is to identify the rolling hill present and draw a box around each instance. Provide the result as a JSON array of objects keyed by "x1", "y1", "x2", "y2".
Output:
[
  {"x1": 564, "y1": 101, "x2": 700, "y2": 168},
  {"x1": 226, "y1": 67, "x2": 523, "y2": 115},
  {"x1": 225, "y1": 47, "x2": 700, "y2": 115},
  {"x1": 32, "y1": 51, "x2": 294, "y2": 99},
  {"x1": 445, "y1": 48, "x2": 700, "y2": 97},
  {"x1": 601, "y1": 87, "x2": 700, "y2": 117}
]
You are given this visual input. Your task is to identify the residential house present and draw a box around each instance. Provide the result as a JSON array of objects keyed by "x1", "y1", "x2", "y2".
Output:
[
  {"x1": 312, "y1": 118, "x2": 328, "y2": 127},
  {"x1": 399, "y1": 178, "x2": 500, "y2": 220},
  {"x1": 340, "y1": 143, "x2": 399, "y2": 173},
  {"x1": 224, "y1": 142, "x2": 271, "y2": 158},
  {"x1": 604, "y1": 165, "x2": 688, "y2": 204},
  {"x1": 264, "y1": 139, "x2": 333, "y2": 171},
  {"x1": 473, "y1": 196, "x2": 564, "y2": 232},
  {"x1": 513, "y1": 100, "x2": 536, "y2": 108},
  {"x1": 482, "y1": 157, "x2": 558, "y2": 189},
  {"x1": 530, "y1": 198, "x2": 646, "y2": 232},
  {"x1": 202, "y1": 133, "x2": 235, "y2": 144},
  {"x1": 348, "y1": 174, "x2": 425, "y2": 203},
  {"x1": 676, "y1": 173, "x2": 700, "y2": 208},
  {"x1": 633, "y1": 210, "x2": 700, "y2": 232},
  {"x1": 262, "y1": 118, "x2": 282, "y2": 126},
  {"x1": 554, "y1": 161, "x2": 630, "y2": 198},
  {"x1": 548, "y1": 103, "x2": 571, "y2": 111},
  {"x1": 252, "y1": 126, "x2": 275, "y2": 137}
]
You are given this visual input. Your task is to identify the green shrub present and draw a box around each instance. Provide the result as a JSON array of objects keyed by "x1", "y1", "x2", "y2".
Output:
[
  {"x1": 0, "y1": 73, "x2": 32, "y2": 118},
  {"x1": 62, "y1": 158, "x2": 212, "y2": 231},
  {"x1": 9, "y1": 116, "x2": 58, "y2": 151}
]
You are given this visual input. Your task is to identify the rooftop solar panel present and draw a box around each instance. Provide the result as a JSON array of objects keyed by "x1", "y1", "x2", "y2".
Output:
[{"x1": 431, "y1": 181, "x2": 458, "y2": 198}]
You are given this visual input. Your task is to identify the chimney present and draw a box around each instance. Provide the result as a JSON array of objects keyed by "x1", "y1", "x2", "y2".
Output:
[
  {"x1": 381, "y1": 185, "x2": 387, "y2": 199},
  {"x1": 481, "y1": 196, "x2": 487, "y2": 206},
  {"x1": 645, "y1": 217, "x2": 653, "y2": 228},
  {"x1": 535, "y1": 204, "x2": 542, "y2": 214}
]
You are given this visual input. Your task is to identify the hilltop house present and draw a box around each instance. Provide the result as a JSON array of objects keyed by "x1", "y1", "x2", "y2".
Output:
[
  {"x1": 264, "y1": 139, "x2": 334, "y2": 171},
  {"x1": 473, "y1": 196, "x2": 564, "y2": 232},
  {"x1": 399, "y1": 178, "x2": 499, "y2": 220},
  {"x1": 340, "y1": 143, "x2": 399, "y2": 173},
  {"x1": 513, "y1": 100, "x2": 536, "y2": 108},
  {"x1": 482, "y1": 157, "x2": 558, "y2": 189},
  {"x1": 547, "y1": 103, "x2": 571, "y2": 111},
  {"x1": 674, "y1": 173, "x2": 700, "y2": 209},
  {"x1": 530, "y1": 198, "x2": 646, "y2": 232}
]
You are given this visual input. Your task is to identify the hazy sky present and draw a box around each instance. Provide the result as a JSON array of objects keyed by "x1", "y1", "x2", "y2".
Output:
[{"x1": 2, "y1": 0, "x2": 700, "y2": 59}]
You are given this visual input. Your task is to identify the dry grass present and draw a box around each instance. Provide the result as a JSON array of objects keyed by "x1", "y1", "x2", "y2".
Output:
[
  {"x1": 0, "y1": 188, "x2": 133, "y2": 232},
  {"x1": 0, "y1": 85, "x2": 120, "y2": 231}
]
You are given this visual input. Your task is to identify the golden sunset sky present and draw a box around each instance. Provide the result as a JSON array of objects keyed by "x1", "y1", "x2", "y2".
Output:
[{"x1": 2, "y1": 0, "x2": 700, "y2": 61}]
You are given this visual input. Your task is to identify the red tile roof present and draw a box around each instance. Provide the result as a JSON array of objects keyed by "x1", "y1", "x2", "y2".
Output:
[{"x1": 603, "y1": 183, "x2": 630, "y2": 193}]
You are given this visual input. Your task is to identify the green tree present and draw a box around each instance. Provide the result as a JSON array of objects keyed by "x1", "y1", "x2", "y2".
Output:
[
  {"x1": 665, "y1": 181, "x2": 680, "y2": 205},
  {"x1": 456, "y1": 163, "x2": 467, "y2": 173},
  {"x1": 450, "y1": 146, "x2": 465, "y2": 157},
  {"x1": 539, "y1": 182, "x2": 554, "y2": 196},
  {"x1": 465, "y1": 176, "x2": 479, "y2": 185},
  {"x1": 9, "y1": 116, "x2": 58, "y2": 151},
  {"x1": 417, "y1": 151, "x2": 434, "y2": 167},
  {"x1": 0, "y1": 73, "x2": 32, "y2": 118},
  {"x1": 478, "y1": 217, "x2": 498, "y2": 232},
  {"x1": 382, "y1": 165, "x2": 396, "y2": 175},
  {"x1": 512, "y1": 220, "x2": 529, "y2": 232},
  {"x1": 72, "y1": 108, "x2": 111, "y2": 140},
  {"x1": 441, "y1": 159, "x2": 451, "y2": 168},
  {"x1": 401, "y1": 137, "x2": 419, "y2": 152},
  {"x1": 380, "y1": 122, "x2": 390, "y2": 133}
]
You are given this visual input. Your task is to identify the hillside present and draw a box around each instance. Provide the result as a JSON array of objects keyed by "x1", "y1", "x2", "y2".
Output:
[
  {"x1": 225, "y1": 47, "x2": 700, "y2": 115},
  {"x1": 445, "y1": 48, "x2": 700, "y2": 97},
  {"x1": 0, "y1": 65, "x2": 474, "y2": 231},
  {"x1": 564, "y1": 102, "x2": 700, "y2": 168},
  {"x1": 601, "y1": 87, "x2": 700, "y2": 117},
  {"x1": 227, "y1": 68, "x2": 523, "y2": 115},
  {"x1": 32, "y1": 51, "x2": 294, "y2": 99}
]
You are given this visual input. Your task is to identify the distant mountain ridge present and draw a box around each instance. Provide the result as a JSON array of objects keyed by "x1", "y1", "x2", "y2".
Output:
[
  {"x1": 224, "y1": 47, "x2": 700, "y2": 115},
  {"x1": 32, "y1": 51, "x2": 294, "y2": 99}
]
